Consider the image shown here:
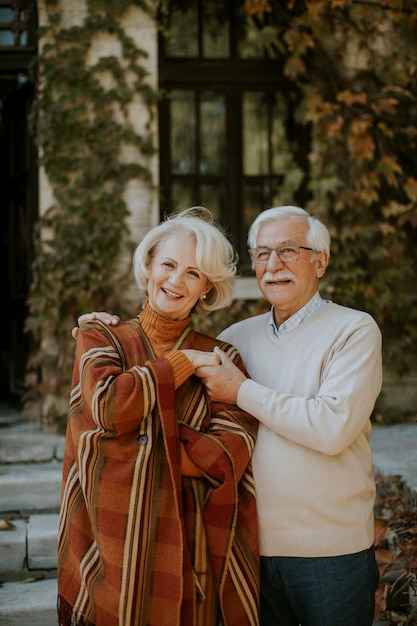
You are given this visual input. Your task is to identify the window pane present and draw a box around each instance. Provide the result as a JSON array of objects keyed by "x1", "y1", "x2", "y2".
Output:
[
  {"x1": 200, "y1": 92, "x2": 226, "y2": 174},
  {"x1": 0, "y1": 30, "x2": 14, "y2": 45},
  {"x1": 271, "y1": 95, "x2": 304, "y2": 199},
  {"x1": 203, "y1": 1, "x2": 228, "y2": 58},
  {"x1": 243, "y1": 92, "x2": 304, "y2": 202},
  {"x1": 272, "y1": 93, "x2": 290, "y2": 173},
  {"x1": 272, "y1": 161, "x2": 303, "y2": 205},
  {"x1": 200, "y1": 183, "x2": 224, "y2": 222},
  {"x1": 0, "y1": 8, "x2": 14, "y2": 22},
  {"x1": 172, "y1": 179, "x2": 196, "y2": 211},
  {"x1": 164, "y1": 2, "x2": 198, "y2": 57},
  {"x1": 170, "y1": 91, "x2": 195, "y2": 174},
  {"x1": 237, "y1": 7, "x2": 280, "y2": 59},
  {"x1": 243, "y1": 180, "x2": 269, "y2": 232},
  {"x1": 243, "y1": 93, "x2": 269, "y2": 175},
  {"x1": 242, "y1": 180, "x2": 267, "y2": 269},
  {"x1": 237, "y1": 9, "x2": 263, "y2": 59}
]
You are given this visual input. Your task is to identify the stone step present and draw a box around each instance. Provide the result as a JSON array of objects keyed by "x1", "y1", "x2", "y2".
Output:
[
  {"x1": 0, "y1": 423, "x2": 64, "y2": 465},
  {"x1": 28, "y1": 514, "x2": 59, "y2": 571},
  {"x1": 0, "y1": 462, "x2": 62, "y2": 515},
  {"x1": 0, "y1": 421, "x2": 63, "y2": 623},
  {"x1": 0, "y1": 578, "x2": 58, "y2": 626},
  {"x1": 0, "y1": 513, "x2": 58, "y2": 581}
]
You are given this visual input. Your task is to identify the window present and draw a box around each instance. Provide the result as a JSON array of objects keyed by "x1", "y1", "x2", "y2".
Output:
[
  {"x1": 0, "y1": 0, "x2": 35, "y2": 48},
  {"x1": 159, "y1": 0, "x2": 308, "y2": 273}
]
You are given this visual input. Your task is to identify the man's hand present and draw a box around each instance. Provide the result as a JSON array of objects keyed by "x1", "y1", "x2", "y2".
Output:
[
  {"x1": 71, "y1": 311, "x2": 120, "y2": 339},
  {"x1": 195, "y1": 346, "x2": 246, "y2": 405}
]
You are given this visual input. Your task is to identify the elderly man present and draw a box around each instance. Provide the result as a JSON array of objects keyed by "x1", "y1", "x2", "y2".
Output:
[{"x1": 196, "y1": 206, "x2": 382, "y2": 626}]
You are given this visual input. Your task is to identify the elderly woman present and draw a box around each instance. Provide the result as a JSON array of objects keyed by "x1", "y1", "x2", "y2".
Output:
[{"x1": 57, "y1": 207, "x2": 260, "y2": 626}]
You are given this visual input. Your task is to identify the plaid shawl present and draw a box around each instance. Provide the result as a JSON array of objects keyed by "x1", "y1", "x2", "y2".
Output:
[{"x1": 58, "y1": 318, "x2": 259, "y2": 626}]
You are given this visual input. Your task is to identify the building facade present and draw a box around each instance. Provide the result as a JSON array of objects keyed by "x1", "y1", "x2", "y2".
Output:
[{"x1": 1, "y1": 0, "x2": 416, "y2": 417}]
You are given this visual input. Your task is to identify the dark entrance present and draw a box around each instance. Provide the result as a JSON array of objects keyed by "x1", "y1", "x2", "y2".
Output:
[{"x1": 0, "y1": 0, "x2": 38, "y2": 403}]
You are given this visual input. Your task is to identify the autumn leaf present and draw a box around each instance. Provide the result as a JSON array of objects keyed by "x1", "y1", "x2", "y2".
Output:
[
  {"x1": 347, "y1": 132, "x2": 375, "y2": 161},
  {"x1": 327, "y1": 115, "x2": 344, "y2": 136},
  {"x1": 283, "y1": 28, "x2": 315, "y2": 55},
  {"x1": 337, "y1": 90, "x2": 367, "y2": 106},
  {"x1": 284, "y1": 55, "x2": 306, "y2": 81},
  {"x1": 375, "y1": 518, "x2": 388, "y2": 543},
  {"x1": 382, "y1": 85, "x2": 414, "y2": 99},
  {"x1": 21, "y1": 575, "x2": 45, "y2": 584},
  {"x1": 382, "y1": 201, "x2": 409, "y2": 219},
  {"x1": 377, "y1": 155, "x2": 402, "y2": 188},
  {"x1": 404, "y1": 177, "x2": 417, "y2": 203},
  {"x1": 371, "y1": 98, "x2": 399, "y2": 116},
  {"x1": 0, "y1": 519, "x2": 15, "y2": 531},
  {"x1": 305, "y1": 0, "x2": 328, "y2": 19},
  {"x1": 374, "y1": 583, "x2": 388, "y2": 616},
  {"x1": 244, "y1": 0, "x2": 271, "y2": 18}
]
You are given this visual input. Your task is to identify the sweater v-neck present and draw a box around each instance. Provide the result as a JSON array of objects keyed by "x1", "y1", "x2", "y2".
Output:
[{"x1": 267, "y1": 301, "x2": 334, "y2": 346}]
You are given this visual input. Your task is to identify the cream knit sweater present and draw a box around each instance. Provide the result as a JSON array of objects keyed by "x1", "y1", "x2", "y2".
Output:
[{"x1": 218, "y1": 301, "x2": 382, "y2": 558}]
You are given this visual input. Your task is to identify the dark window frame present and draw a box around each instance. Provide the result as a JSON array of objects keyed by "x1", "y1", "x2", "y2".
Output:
[{"x1": 158, "y1": 3, "x2": 309, "y2": 272}]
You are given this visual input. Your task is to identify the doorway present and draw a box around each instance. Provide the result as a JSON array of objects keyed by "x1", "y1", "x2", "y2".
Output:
[{"x1": 0, "y1": 0, "x2": 38, "y2": 404}]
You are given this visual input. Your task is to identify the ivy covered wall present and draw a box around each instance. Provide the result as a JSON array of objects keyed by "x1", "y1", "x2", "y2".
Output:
[
  {"x1": 26, "y1": 0, "x2": 159, "y2": 426},
  {"x1": 25, "y1": 0, "x2": 417, "y2": 428}
]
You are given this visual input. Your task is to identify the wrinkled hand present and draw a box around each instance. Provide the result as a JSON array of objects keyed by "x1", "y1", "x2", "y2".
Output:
[
  {"x1": 195, "y1": 346, "x2": 246, "y2": 404},
  {"x1": 182, "y1": 349, "x2": 221, "y2": 369},
  {"x1": 71, "y1": 311, "x2": 120, "y2": 339}
]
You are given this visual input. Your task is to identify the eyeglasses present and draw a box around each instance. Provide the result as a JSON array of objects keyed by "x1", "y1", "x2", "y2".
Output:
[{"x1": 249, "y1": 245, "x2": 315, "y2": 264}]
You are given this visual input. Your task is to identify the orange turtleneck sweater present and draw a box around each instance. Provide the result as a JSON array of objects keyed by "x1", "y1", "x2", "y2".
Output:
[
  {"x1": 138, "y1": 303, "x2": 203, "y2": 477},
  {"x1": 138, "y1": 302, "x2": 195, "y2": 389}
]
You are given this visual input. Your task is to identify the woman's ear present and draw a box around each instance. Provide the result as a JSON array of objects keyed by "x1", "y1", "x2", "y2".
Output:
[{"x1": 203, "y1": 282, "x2": 213, "y2": 296}]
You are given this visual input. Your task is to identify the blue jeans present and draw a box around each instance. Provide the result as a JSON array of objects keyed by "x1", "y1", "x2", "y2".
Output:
[{"x1": 260, "y1": 547, "x2": 380, "y2": 626}]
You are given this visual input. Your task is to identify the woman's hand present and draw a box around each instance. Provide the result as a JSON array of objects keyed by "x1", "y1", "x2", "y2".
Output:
[
  {"x1": 71, "y1": 311, "x2": 120, "y2": 339},
  {"x1": 195, "y1": 346, "x2": 246, "y2": 404},
  {"x1": 181, "y1": 349, "x2": 221, "y2": 369}
]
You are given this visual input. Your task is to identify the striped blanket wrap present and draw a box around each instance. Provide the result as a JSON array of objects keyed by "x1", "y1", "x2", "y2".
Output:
[{"x1": 57, "y1": 319, "x2": 260, "y2": 626}]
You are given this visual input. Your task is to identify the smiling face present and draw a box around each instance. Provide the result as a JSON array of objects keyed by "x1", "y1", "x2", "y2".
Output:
[
  {"x1": 254, "y1": 217, "x2": 328, "y2": 325},
  {"x1": 146, "y1": 232, "x2": 211, "y2": 321}
]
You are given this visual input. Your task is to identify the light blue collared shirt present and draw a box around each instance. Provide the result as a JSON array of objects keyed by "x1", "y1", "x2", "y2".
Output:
[{"x1": 269, "y1": 291, "x2": 328, "y2": 338}]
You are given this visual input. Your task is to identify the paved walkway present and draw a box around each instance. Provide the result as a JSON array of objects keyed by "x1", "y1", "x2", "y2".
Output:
[
  {"x1": 371, "y1": 421, "x2": 417, "y2": 495},
  {"x1": 0, "y1": 401, "x2": 415, "y2": 625}
]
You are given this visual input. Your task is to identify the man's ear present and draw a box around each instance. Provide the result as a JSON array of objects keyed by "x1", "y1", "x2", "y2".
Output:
[{"x1": 316, "y1": 251, "x2": 329, "y2": 279}]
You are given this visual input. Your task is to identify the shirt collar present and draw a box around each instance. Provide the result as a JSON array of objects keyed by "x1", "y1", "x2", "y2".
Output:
[{"x1": 269, "y1": 291, "x2": 327, "y2": 338}]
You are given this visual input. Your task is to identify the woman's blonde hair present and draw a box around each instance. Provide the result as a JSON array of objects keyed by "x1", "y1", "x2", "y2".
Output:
[{"x1": 133, "y1": 207, "x2": 238, "y2": 315}]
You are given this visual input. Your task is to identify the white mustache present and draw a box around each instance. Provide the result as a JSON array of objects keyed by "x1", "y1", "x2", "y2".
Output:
[{"x1": 263, "y1": 270, "x2": 295, "y2": 282}]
